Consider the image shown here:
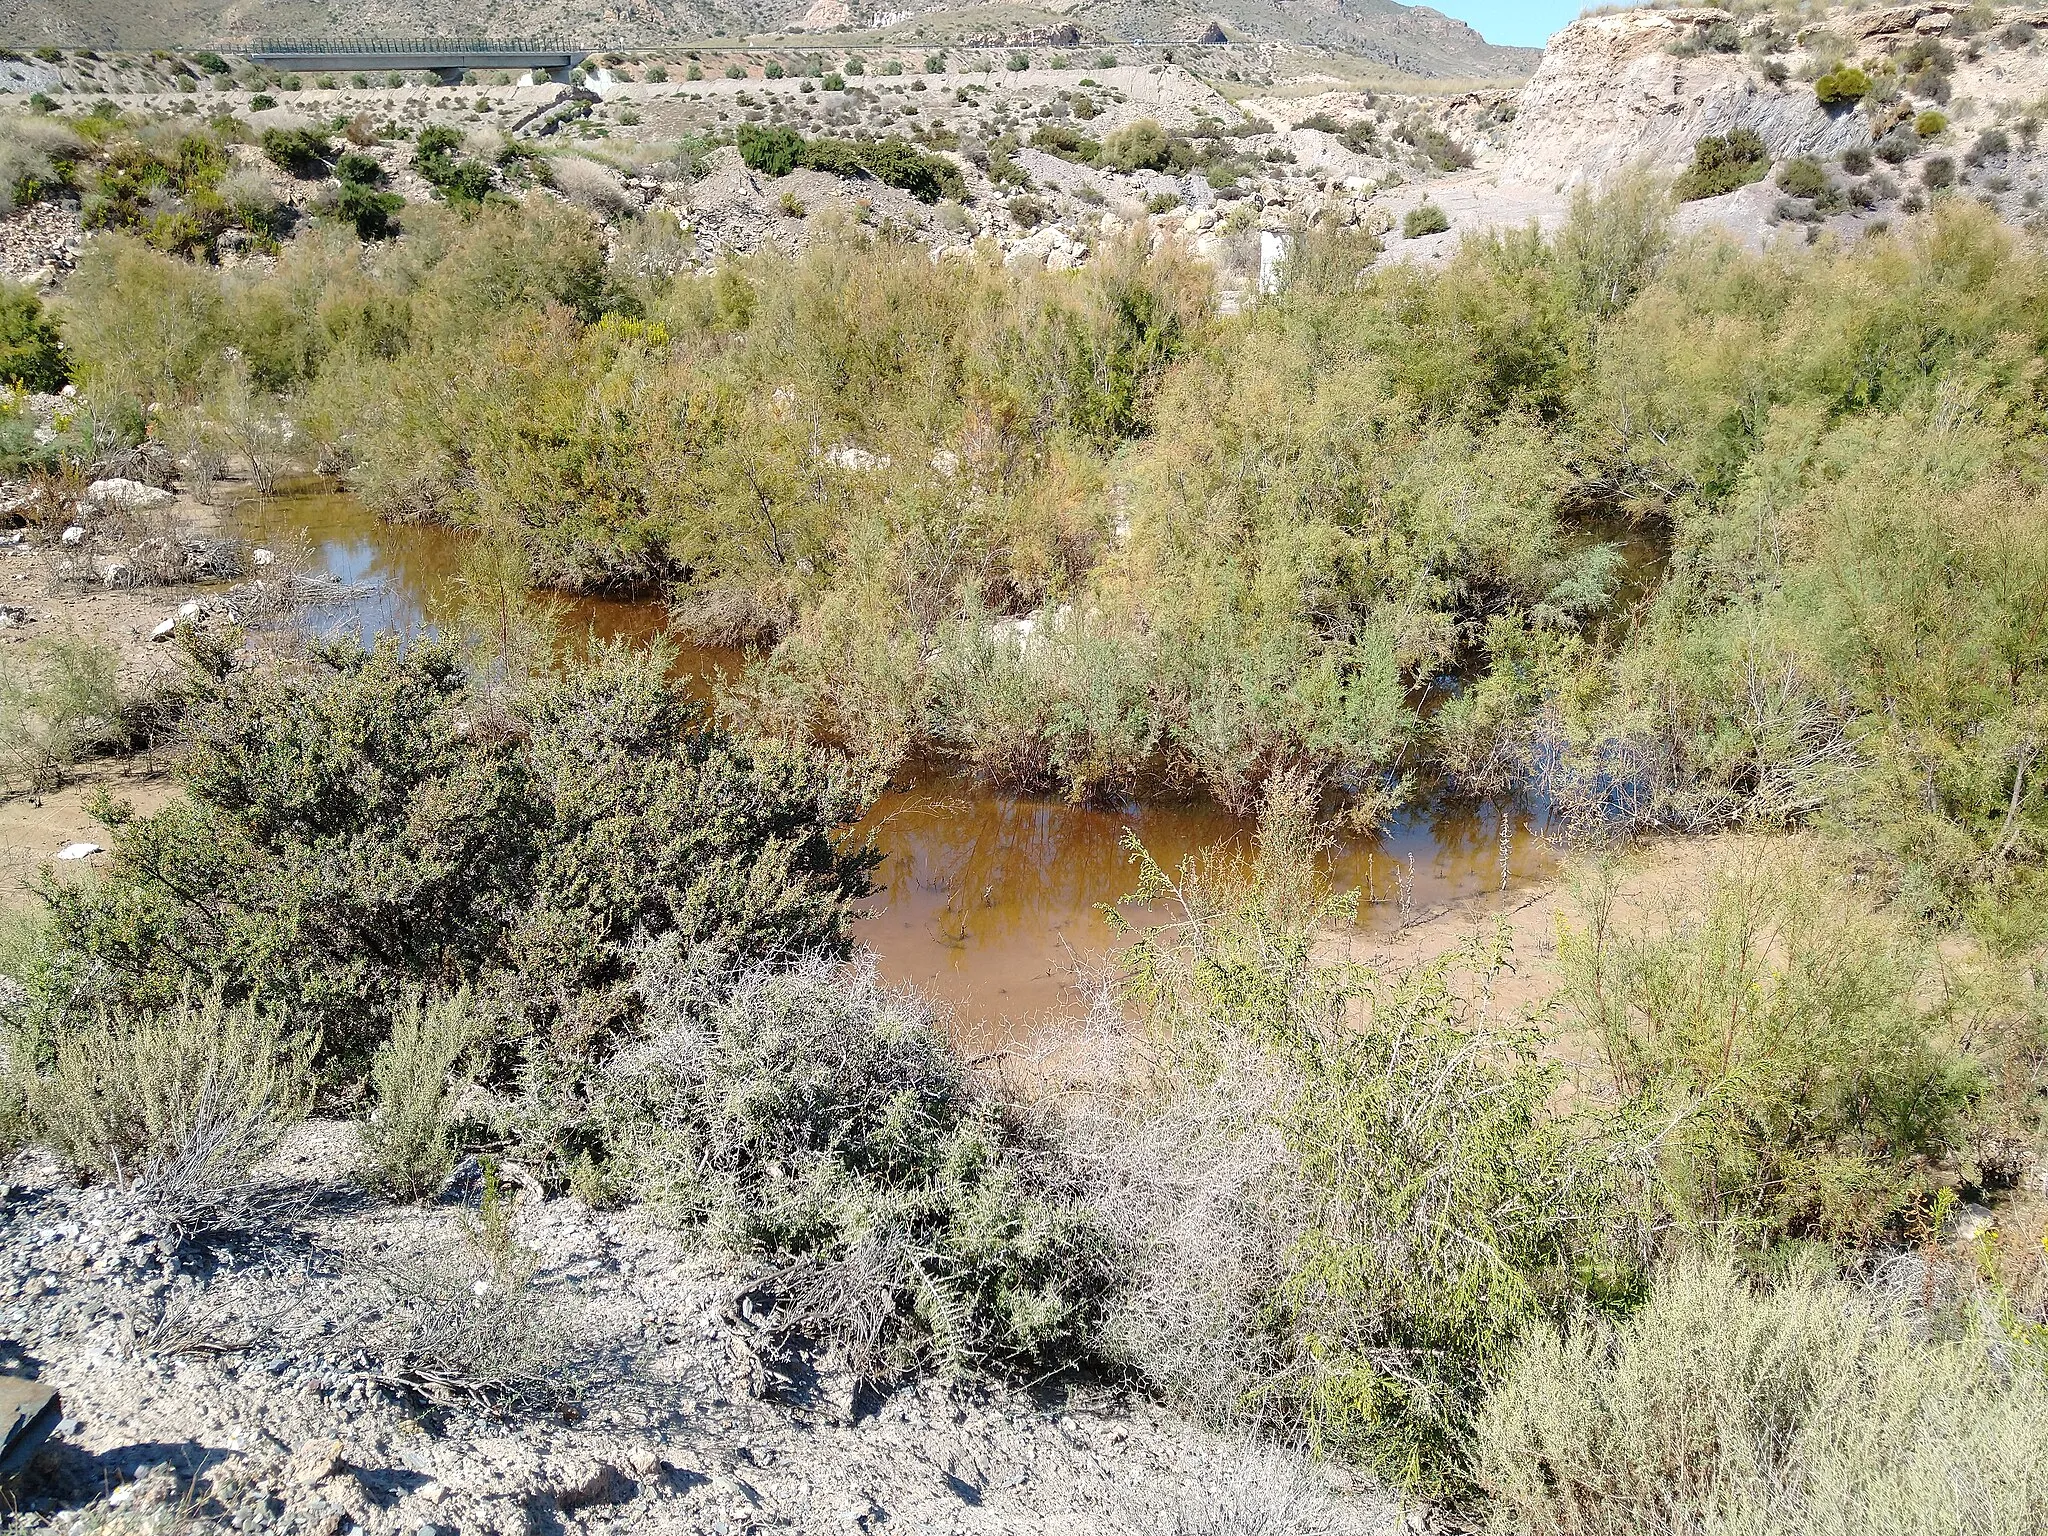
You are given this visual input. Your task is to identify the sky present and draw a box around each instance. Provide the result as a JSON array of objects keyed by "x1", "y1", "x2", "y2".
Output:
[{"x1": 1431, "y1": 2, "x2": 1586, "y2": 49}]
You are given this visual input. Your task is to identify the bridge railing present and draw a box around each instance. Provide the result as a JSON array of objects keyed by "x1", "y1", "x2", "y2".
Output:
[{"x1": 251, "y1": 39, "x2": 581, "y2": 58}]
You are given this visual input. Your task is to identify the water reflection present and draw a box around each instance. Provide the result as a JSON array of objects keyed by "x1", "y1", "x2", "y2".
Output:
[{"x1": 223, "y1": 485, "x2": 1555, "y2": 1040}]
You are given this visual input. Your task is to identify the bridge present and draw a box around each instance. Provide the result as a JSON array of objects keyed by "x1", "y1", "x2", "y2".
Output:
[{"x1": 248, "y1": 39, "x2": 591, "y2": 85}]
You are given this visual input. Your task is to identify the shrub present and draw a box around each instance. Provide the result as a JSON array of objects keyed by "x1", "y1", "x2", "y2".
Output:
[
  {"x1": 194, "y1": 51, "x2": 229, "y2": 74},
  {"x1": 36, "y1": 638, "x2": 878, "y2": 1064},
  {"x1": 248, "y1": 92, "x2": 276, "y2": 111},
  {"x1": 783, "y1": 132, "x2": 961, "y2": 202},
  {"x1": 0, "y1": 629, "x2": 126, "y2": 794},
  {"x1": 0, "y1": 281, "x2": 67, "y2": 391},
  {"x1": 259, "y1": 125, "x2": 330, "y2": 176},
  {"x1": 765, "y1": 61, "x2": 785, "y2": 79},
  {"x1": 1102, "y1": 117, "x2": 1172, "y2": 172},
  {"x1": 1099, "y1": 778, "x2": 1640, "y2": 1496},
  {"x1": 595, "y1": 948, "x2": 1109, "y2": 1380},
  {"x1": 1840, "y1": 145, "x2": 1873, "y2": 174},
  {"x1": 1917, "y1": 108, "x2": 1949, "y2": 138},
  {"x1": 1673, "y1": 128, "x2": 1770, "y2": 201},
  {"x1": 27, "y1": 987, "x2": 315, "y2": 1235},
  {"x1": 1007, "y1": 52, "x2": 1029, "y2": 72},
  {"x1": 1474, "y1": 1256, "x2": 2048, "y2": 1536},
  {"x1": 1006, "y1": 193, "x2": 1048, "y2": 227},
  {"x1": 362, "y1": 989, "x2": 478, "y2": 1198},
  {"x1": 1923, "y1": 155, "x2": 1955, "y2": 189},
  {"x1": 1558, "y1": 846, "x2": 1974, "y2": 1246},
  {"x1": 821, "y1": 71, "x2": 844, "y2": 90},
  {"x1": 332, "y1": 151, "x2": 401, "y2": 238},
  {"x1": 547, "y1": 155, "x2": 632, "y2": 218},
  {"x1": 1403, "y1": 200, "x2": 1450, "y2": 237},
  {"x1": 375, "y1": 1204, "x2": 583, "y2": 1411},
  {"x1": 646, "y1": 64, "x2": 668, "y2": 82},
  {"x1": 724, "y1": 64, "x2": 745, "y2": 80},
  {"x1": 1966, "y1": 127, "x2": 2009, "y2": 165},
  {"x1": 1776, "y1": 155, "x2": 1829, "y2": 199},
  {"x1": 1813, "y1": 65, "x2": 1871, "y2": 110}
]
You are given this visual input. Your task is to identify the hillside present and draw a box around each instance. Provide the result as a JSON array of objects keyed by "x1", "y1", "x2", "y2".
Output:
[{"x1": 0, "y1": 0, "x2": 1538, "y2": 78}]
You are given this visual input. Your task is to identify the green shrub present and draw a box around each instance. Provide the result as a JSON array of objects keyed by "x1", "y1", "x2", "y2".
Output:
[
  {"x1": 259, "y1": 125, "x2": 330, "y2": 176},
  {"x1": 1102, "y1": 117, "x2": 1171, "y2": 172},
  {"x1": 362, "y1": 988, "x2": 478, "y2": 1198},
  {"x1": 1030, "y1": 123, "x2": 1099, "y2": 164},
  {"x1": 1776, "y1": 156, "x2": 1830, "y2": 199},
  {"x1": 596, "y1": 948, "x2": 1109, "y2": 1380},
  {"x1": 1559, "y1": 846, "x2": 1974, "y2": 1246},
  {"x1": 1674, "y1": 128, "x2": 1770, "y2": 201},
  {"x1": 0, "y1": 628, "x2": 126, "y2": 795},
  {"x1": 724, "y1": 64, "x2": 745, "y2": 80},
  {"x1": 646, "y1": 64, "x2": 668, "y2": 82},
  {"x1": 821, "y1": 71, "x2": 843, "y2": 90},
  {"x1": 1923, "y1": 154, "x2": 1956, "y2": 189},
  {"x1": 248, "y1": 93, "x2": 276, "y2": 111},
  {"x1": 1403, "y1": 200, "x2": 1450, "y2": 236},
  {"x1": 737, "y1": 122, "x2": 803, "y2": 176},
  {"x1": 1917, "y1": 109, "x2": 1949, "y2": 138},
  {"x1": 0, "y1": 281, "x2": 67, "y2": 390},
  {"x1": 1813, "y1": 65, "x2": 1871, "y2": 109},
  {"x1": 1475, "y1": 1256, "x2": 2048, "y2": 1536},
  {"x1": 1104, "y1": 777, "x2": 1641, "y2": 1496},
  {"x1": 27, "y1": 986, "x2": 315, "y2": 1234},
  {"x1": 36, "y1": 638, "x2": 877, "y2": 1064}
]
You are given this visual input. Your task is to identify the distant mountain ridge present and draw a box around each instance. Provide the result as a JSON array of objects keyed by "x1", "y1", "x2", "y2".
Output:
[{"x1": 0, "y1": 0, "x2": 1539, "y2": 79}]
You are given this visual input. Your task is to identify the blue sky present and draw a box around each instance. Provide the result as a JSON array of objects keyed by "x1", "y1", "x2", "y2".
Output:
[{"x1": 1432, "y1": 2, "x2": 1585, "y2": 49}]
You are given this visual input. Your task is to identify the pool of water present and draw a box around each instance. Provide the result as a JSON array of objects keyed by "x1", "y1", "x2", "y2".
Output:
[{"x1": 223, "y1": 485, "x2": 1556, "y2": 1043}]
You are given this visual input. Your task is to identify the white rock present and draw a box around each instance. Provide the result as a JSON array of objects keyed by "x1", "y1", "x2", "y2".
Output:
[
  {"x1": 60, "y1": 525, "x2": 85, "y2": 545},
  {"x1": 85, "y1": 478, "x2": 175, "y2": 513},
  {"x1": 149, "y1": 617, "x2": 178, "y2": 642},
  {"x1": 55, "y1": 843, "x2": 102, "y2": 861},
  {"x1": 178, "y1": 600, "x2": 201, "y2": 620},
  {"x1": 252, "y1": 547, "x2": 275, "y2": 566}
]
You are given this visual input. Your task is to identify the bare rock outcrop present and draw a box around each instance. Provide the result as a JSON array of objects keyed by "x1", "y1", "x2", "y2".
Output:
[{"x1": 1504, "y1": 9, "x2": 1867, "y2": 189}]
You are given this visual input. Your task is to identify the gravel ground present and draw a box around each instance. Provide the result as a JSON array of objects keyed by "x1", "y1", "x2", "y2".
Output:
[{"x1": 0, "y1": 1122, "x2": 1402, "y2": 1536}]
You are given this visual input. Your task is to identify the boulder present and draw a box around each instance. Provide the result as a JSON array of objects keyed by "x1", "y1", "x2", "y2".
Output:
[{"x1": 85, "y1": 478, "x2": 175, "y2": 514}]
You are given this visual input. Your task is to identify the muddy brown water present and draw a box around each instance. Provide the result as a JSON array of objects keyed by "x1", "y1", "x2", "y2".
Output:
[{"x1": 225, "y1": 485, "x2": 1557, "y2": 1047}]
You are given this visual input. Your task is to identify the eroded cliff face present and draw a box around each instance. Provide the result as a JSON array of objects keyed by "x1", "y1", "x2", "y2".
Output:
[{"x1": 1503, "y1": 8, "x2": 1867, "y2": 188}]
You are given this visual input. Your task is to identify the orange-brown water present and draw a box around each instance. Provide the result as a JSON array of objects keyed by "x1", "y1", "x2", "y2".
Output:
[{"x1": 225, "y1": 486, "x2": 1556, "y2": 1043}]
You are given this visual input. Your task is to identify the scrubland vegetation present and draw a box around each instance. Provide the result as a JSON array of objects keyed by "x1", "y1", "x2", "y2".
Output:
[{"x1": 4, "y1": 145, "x2": 2048, "y2": 1528}]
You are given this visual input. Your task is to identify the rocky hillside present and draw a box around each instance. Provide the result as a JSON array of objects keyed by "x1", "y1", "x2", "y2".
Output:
[
  {"x1": 0, "y1": 0, "x2": 1537, "y2": 77},
  {"x1": 1505, "y1": 3, "x2": 2048, "y2": 186}
]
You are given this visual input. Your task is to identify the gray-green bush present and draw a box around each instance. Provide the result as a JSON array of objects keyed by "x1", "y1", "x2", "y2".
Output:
[
  {"x1": 362, "y1": 988, "x2": 479, "y2": 1198},
  {"x1": 594, "y1": 945, "x2": 1110, "y2": 1381},
  {"x1": 27, "y1": 986, "x2": 315, "y2": 1233}
]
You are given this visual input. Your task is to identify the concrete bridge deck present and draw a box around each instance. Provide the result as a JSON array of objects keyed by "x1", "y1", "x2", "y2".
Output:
[{"x1": 249, "y1": 40, "x2": 590, "y2": 84}]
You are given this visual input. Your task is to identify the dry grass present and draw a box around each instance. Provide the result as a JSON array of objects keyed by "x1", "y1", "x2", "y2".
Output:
[{"x1": 1473, "y1": 1254, "x2": 2048, "y2": 1536}]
